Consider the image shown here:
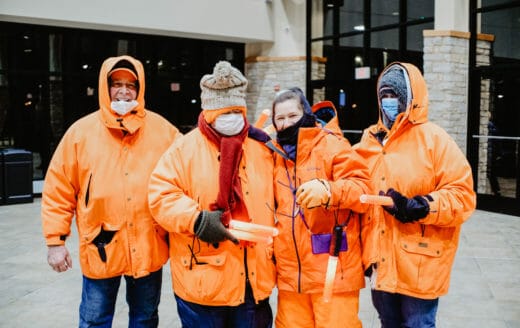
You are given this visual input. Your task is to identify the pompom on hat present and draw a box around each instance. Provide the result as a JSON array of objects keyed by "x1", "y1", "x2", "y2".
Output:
[{"x1": 200, "y1": 61, "x2": 248, "y2": 123}]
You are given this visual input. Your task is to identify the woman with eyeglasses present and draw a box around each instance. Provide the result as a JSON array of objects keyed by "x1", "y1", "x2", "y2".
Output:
[{"x1": 270, "y1": 87, "x2": 371, "y2": 328}]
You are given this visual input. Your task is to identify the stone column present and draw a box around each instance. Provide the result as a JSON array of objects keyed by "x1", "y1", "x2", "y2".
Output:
[
  {"x1": 244, "y1": 56, "x2": 325, "y2": 125},
  {"x1": 244, "y1": 0, "x2": 326, "y2": 125},
  {"x1": 423, "y1": 30, "x2": 470, "y2": 153},
  {"x1": 423, "y1": 30, "x2": 494, "y2": 193},
  {"x1": 475, "y1": 36, "x2": 496, "y2": 194}
]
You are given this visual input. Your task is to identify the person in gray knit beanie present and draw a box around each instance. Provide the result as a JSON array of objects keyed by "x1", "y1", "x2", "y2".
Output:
[
  {"x1": 377, "y1": 64, "x2": 410, "y2": 129},
  {"x1": 354, "y1": 61, "x2": 476, "y2": 328}
]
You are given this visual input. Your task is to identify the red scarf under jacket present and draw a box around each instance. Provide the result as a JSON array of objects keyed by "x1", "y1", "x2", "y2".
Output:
[{"x1": 198, "y1": 113, "x2": 250, "y2": 226}]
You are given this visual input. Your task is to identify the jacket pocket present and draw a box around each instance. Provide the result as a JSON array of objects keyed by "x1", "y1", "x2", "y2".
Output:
[
  {"x1": 256, "y1": 246, "x2": 277, "y2": 293},
  {"x1": 83, "y1": 225, "x2": 127, "y2": 277},
  {"x1": 148, "y1": 222, "x2": 169, "y2": 266},
  {"x1": 396, "y1": 235, "x2": 449, "y2": 293},
  {"x1": 180, "y1": 253, "x2": 227, "y2": 302}
]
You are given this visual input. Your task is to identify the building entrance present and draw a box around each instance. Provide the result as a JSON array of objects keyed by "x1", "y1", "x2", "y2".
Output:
[
  {"x1": 471, "y1": 66, "x2": 520, "y2": 215},
  {"x1": 0, "y1": 22, "x2": 244, "y2": 182}
]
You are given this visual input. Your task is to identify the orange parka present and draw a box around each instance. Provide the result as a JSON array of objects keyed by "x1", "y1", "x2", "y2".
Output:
[
  {"x1": 354, "y1": 62, "x2": 476, "y2": 299},
  {"x1": 148, "y1": 128, "x2": 276, "y2": 306},
  {"x1": 273, "y1": 126, "x2": 371, "y2": 295},
  {"x1": 311, "y1": 100, "x2": 343, "y2": 137},
  {"x1": 41, "y1": 55, "x2": 181, "y2": 279}
]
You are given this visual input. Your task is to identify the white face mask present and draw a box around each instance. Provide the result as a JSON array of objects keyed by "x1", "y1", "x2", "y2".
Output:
[
  {"x1": 212, "y1": 112, "x2": 245, "y2": 136},
  {"x1": 111, "y1": 100, "x2": 138, "y2": 116}
]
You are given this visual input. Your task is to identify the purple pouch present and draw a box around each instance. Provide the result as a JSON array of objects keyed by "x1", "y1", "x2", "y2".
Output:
[{"x1": 310, "y1": 232, "x2": 348, "y2": 254}]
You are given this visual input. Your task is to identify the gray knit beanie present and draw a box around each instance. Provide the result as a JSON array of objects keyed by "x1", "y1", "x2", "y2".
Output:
[
  {"x1": 200, "y1": 61, "x2": 248, "y2": 110},
  {"x1": 378, "y1": 65, "x2": 408, "y2": 113}
]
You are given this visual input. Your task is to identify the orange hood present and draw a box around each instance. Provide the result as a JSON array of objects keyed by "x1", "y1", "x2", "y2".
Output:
[
  {"x1": 373, "y1": 62, "x2": 429, "y2": 135},
  {"x1": 98, "y1": 55, "x2": 146, "y2": 134}
]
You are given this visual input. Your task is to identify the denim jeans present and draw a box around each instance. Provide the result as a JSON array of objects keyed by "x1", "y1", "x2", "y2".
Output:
[
  {"x1": 175, "y1": 282, "x2": 273, "y2": 328},
  {"x1": 371, "y1": 290, "x2": 439, "y2": 328},
  {"x1": 79, "y1": 268, "x2": 162, "y2": 328}
]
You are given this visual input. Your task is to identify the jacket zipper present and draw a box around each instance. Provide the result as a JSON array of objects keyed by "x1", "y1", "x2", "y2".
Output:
[
  {"x1": 288, "y1": 161, "x2": 303, "y2": 293},
  {"x1": 292, "y1": 209, "x2": 302, "y2": 293}
]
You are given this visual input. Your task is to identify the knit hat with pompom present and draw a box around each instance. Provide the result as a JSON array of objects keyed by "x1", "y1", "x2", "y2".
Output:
[{"x1": 200, "y1": 61, "x2": 248, "y2": 123}]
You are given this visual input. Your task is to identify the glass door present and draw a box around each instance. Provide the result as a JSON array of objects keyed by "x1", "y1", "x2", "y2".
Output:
[{"x1": 470, "y1": 66, "x2": 520, "y2": 215}]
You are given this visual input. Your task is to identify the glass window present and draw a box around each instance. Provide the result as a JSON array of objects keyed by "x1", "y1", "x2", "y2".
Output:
[
  {"x1": 323, "y1": 6, "x2": 334, "y2": 37},
  {"x1": 481, "y1": 7, "x2": 520, "y2": 59},
  {"x1": 407, "y1": 0, "x2": 434, "y2": 21},
  {"x1": 407, "y1": 22, "x2": 434, "y2": 51},
  {"x1": 482, "y1": 0, "x2": 518, "y2": 6},
  {"x1": 0, "y1": 22, "x2": 245, "y2": 180},
  {"x1": 371, "y1": 29, "x2": 398, "y2": 50},
  {"x1": 339, "y1": 0, "x2": 364, "y2": 34},
  {"x1": 371, "y1": 0, "x2": 399, "y2": 28},
  {"x1": 0, "y1": 33, "x2": 10, "y2": 148},
  {"x1": 340, "y1": 34, "x2": 363, "y2": 48}
]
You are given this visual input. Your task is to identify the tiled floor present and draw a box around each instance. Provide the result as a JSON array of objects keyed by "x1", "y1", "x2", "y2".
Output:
[{"x1": 0, "y1": 199, "x2": 519, "y2": 327}]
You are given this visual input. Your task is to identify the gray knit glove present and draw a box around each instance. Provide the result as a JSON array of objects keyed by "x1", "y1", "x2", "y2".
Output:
[{"x1": 194, "y1": 210, "x2": 239, "y2": 244}]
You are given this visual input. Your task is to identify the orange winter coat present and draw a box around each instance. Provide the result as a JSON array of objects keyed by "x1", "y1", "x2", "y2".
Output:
[
  {"x1": 41, "y1": 55, "x2": 180, "y2": 279},
  {"x1": 148, "y1": 128, "x2": 276, "y2": 306},
  {"x1": 273, "y1": 126, "x2": 371, "y2": 294},
  {"x1": 311, "y1": 100, "x2": 343, "y2": 137},
  {"x1": 354, "y1": 62, "x2": 476, "y2": 299}
]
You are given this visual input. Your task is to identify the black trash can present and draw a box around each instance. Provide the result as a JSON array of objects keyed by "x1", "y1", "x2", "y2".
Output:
[{"x1": 0, "y1": 148, "x2": 33, "y2": 205}]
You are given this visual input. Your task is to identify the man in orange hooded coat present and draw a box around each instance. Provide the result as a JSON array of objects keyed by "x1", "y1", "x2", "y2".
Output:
[
  {"x1": 354, "y1": 62, "x2": 476, "y2": 327},
  {"x1": 41, "y1": 55, "x2": 180, "y2": 327}
]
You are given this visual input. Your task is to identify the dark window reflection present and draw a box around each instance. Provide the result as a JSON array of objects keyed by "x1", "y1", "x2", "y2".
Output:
[{"x1": 0, "y1": 22, "x2": 244, "y2": 180}]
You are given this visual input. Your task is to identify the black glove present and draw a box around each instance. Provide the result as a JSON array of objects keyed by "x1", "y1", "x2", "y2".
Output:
[
  {"x1": 194, "y1": 210, "x2": 239, "y2": 244},
  {"x1": 382, "y1": 188, "x2": 430, "y2": 223}
]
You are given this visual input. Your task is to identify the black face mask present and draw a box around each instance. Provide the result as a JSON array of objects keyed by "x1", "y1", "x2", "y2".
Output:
[{"x1": 276, "y1": 112, "x2": 316, "y2": 146}]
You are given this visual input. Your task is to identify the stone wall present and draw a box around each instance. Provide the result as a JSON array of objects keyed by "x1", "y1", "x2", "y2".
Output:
[
  {"x1": 245, "y1": 56, "x2": 326, "y2": 124},
  {"x1": 423, "y1": 30, "x2": 470, "y2": 153},
  {"x1": 477, "y1": 40, "x2": 492, "y2": 194},
  {"x1": 424, "y1": 30, "x2": 499, "y2": 195}
]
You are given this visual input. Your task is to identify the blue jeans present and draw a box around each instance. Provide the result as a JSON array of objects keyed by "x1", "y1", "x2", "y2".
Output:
[
  {"x1": 175, "y1": 282, "x2": 273, "y2": 328},
  {"x1": 79, "y1": 268, "x2": 162, "y2": 328},
  {"x1": 371, "y1": 290, "x2": 439, "y2": 328}
]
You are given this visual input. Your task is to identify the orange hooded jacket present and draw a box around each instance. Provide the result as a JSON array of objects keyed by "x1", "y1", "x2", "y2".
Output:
[
  {"x1": 148, "y1": 127, "x2": 276, "y2": 306},
  {"x1": 311, "y1": 100, "x2": 343, "y2": 137},
  {"x1": 41, "y1": 55, "x2": 181, "y2": 279},
  {"x1": 354, "y1": 62, "x2": 476, "y2": 299},
  {"x1": 273, "y1": 125, "x2": 371, "y2": 295}
]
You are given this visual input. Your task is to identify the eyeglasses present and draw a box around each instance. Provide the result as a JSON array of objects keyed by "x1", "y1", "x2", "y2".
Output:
[{"x1": 110, "y1": 81, "x2": 137, "y2": 91}]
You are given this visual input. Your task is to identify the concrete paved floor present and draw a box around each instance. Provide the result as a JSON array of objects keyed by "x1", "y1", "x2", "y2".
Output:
[{"x1": 0, "y1": 198, "x2": 519, "y2": 327}]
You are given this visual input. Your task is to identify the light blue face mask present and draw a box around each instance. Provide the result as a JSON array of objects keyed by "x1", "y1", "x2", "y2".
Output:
[{"x1": 381, "y1": 97, "x2": 399, "y2": 123}]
